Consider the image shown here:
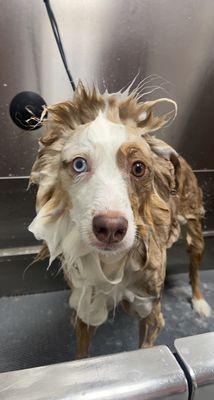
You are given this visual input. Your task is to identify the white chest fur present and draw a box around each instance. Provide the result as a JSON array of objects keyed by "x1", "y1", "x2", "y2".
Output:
[{"x1": 64, "y1": 252, "x2": 155, "y2": 326}]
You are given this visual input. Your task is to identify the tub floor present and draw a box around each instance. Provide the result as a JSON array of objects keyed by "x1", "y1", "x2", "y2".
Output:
[{"x1": 0, "y1": 271, "x2": 214, "y2": 373}]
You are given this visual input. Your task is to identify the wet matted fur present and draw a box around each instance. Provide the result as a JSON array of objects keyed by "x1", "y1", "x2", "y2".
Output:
[{"x1": 29, "y1": 81, "x2": 211, "y2": 359}]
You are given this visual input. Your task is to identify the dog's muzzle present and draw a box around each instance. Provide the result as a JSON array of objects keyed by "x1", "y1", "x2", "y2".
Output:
[{"x1": 92, "y1": 214, "x2": 128, "y2": 245}]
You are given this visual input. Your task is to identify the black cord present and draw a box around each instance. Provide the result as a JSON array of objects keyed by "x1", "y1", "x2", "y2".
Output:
[{"x1": 43, "y1": 0, "x2": 76, "y2": 91}]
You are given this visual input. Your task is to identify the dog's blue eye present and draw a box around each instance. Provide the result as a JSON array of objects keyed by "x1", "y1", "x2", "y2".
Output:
[{"x1": 72, "y1": 157, "x2": 88, "y2": 173}]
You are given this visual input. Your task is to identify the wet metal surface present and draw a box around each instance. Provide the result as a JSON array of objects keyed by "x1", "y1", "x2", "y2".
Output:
[
  {"x1": 175, "y1": 332, "x2": 214, "y2": 400},
  {"x1": 0, "y1": 174, "x2": 214, "y2": 257},
  {"x1": 0, "y1": 346, "x2": 188, "y2": 400},
  {"x1": 1, "y1": 0, "x2": 214, "y2": 176}
]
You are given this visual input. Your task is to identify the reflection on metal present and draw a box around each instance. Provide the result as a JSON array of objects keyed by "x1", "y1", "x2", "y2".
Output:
[
  {"x1": 203, "y1": 230, "x2": 214, "y2": 237},
  {"x1": 193, "y1": 170, "x2": 214, "y2": 174},
  {"x1": 0, "y1": 1, "x2": 214, "y2": 252},
  {"x1": 0, "y1": 176, "x2": 30, "y2": 180},
  {"x1": 0, "y1": 245, "x2": 41, "y2": 258},
  {"x1": 1, "y1": 0, "x2": 214, "y2": 176},
  {"x1": 0, "y1": 346, "x2": 188, "y2": 400},
  {"x1": 175, "y1": 332, "x2": 214, "y2": 400}
]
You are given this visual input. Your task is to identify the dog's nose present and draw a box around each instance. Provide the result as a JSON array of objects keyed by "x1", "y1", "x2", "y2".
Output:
[{"x1": 93, "y1": 215, "x2": 128, "y2": 244}]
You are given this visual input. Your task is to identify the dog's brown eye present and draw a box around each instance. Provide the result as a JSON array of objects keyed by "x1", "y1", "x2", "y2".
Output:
[
  {"x1": 131, "y1": 161, "x2": 146, "y2": 177},
  {"x1": 72, "y1": 157, "x2": 88, "y2": 173}
]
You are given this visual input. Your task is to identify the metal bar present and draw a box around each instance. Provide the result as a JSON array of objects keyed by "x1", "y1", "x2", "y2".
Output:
[
  {"x1": 0, "y1": 245, "x2": 41, "y2": 258},
  {"x1": 0, "y1": 346, "x2": 188, "y2": 400},
  {"x1": 0, "y1": 176, "x2": 30, "y2": 180},
  {"x1": 193, "y1": 170, "x2": 214, "y2": 173},
  {"x1": 1, "y1": 228, "x2": 214, "y2": 258},
  {"x1": 175, "y1": 332, "x2": 214, "y2": 400},
  {"x1": 203, "y1": 230, "x2": 214, "y2": 237}
]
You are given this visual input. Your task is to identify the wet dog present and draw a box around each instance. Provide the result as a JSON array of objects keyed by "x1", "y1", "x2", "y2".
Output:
[{"x1": 29, "y1": 81, "x2": 211, "y2": 358}]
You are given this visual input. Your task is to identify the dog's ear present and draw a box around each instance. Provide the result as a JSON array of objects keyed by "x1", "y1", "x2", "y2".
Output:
[
  {"x1": 136, "y1": 98, "x2": 177, "y2": 134},
  {"x1": 148, "y1": 137, "x2": 181, "y2": 191}
]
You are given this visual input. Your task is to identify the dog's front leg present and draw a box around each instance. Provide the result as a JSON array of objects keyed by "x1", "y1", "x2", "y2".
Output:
[
  {"x1": 75, "y1": 317, "x2": 95, "y2": 359},
  {"x1": 139, "y1": 301, "x2": 165, "y2": 348}
]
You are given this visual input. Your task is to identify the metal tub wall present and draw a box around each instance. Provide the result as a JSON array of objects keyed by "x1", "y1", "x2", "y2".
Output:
[
  {"x1": 0, "y1": 0, "x2": 214, "y2": 281},
  {"x1": 1, "y1": 2, "x2": 214, "y2": 396},
  {"x1": 1, "y1": 0, "x2": 214, "y2": 176}
]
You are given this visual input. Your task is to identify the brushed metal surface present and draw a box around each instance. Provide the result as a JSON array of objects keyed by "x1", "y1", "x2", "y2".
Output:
[
  {"x1": 1, "y1": 2, "x2": 214, "y2": 289},
  {"x1": 0, "y1": 177, "x2": 37, "y2": 249},
  {"x1": 175, "y1": 332, "x2": 214, "y2": 400},
  {"x1": 1, "y1": 172, "x2": 214, "y2": 251},
  {"x1": 1, "y1": 0, "x2": 214, "y2": 176},
  {"x1": 0, "y1": 346, "x2": 188, "y2": 400}
]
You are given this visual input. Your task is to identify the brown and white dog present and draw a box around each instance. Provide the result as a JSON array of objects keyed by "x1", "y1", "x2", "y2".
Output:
[{"x1": 29, "y1": 81, "x2": 211, "y2": 359}]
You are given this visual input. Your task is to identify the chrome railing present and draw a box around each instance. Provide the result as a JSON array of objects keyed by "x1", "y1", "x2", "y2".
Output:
[{"x1": 1, "y1": 332, "x2": 213, "y2": 400}]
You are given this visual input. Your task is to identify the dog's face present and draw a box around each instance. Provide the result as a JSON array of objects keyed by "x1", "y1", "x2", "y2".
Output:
[
  {"x1": 61, "y1": 113, "x2": 152, "y2": 254},
  {"x1": 62, "y1": 114, "x2": 132, "y2": 253},
  {"x1": 29, "y1": 83, "x2": 177, "y2": 263}
]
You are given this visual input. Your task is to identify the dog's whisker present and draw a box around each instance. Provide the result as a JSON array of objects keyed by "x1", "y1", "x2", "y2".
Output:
[{"x1": 22, "y1": 261, "x2": 35, "y2": 280}]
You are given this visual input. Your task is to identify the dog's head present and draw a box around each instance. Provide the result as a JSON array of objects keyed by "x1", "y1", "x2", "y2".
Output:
[{"x1": 29, "y1": 82, "x2": 178, "y2": 264}]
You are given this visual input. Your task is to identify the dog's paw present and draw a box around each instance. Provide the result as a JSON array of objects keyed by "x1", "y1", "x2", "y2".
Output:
[{"x1": 192, "y1": 298, "x2": 212, "y2": 317}]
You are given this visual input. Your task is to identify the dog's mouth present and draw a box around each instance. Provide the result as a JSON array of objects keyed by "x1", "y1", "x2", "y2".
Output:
[
  {"x1": 88, "y1": 234, "x2": 132, "y2": 256},
  {"x1": 90, "y1": 240, "x2": 124, "y2": 253}
]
